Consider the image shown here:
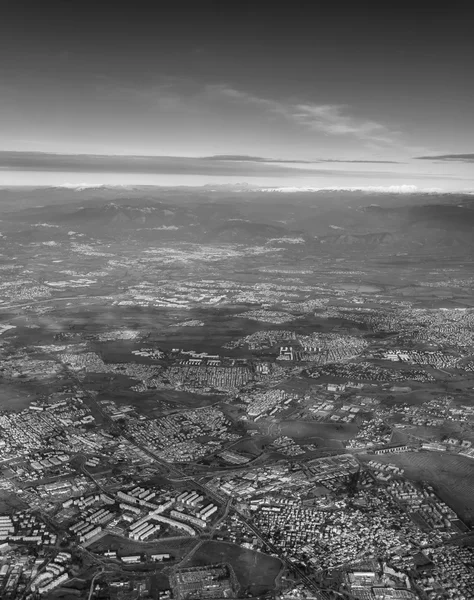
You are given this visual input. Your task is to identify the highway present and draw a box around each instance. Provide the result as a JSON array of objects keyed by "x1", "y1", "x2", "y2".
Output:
[
  {"x1": 228, "y1": 506, "x2": 332, "y2": 600},
  {"x1": 111, "y1": 429, "x2": 331, "y2": 598},
  {"x1": 58, "y1": 362, "x2": 333, "y2": 599}
]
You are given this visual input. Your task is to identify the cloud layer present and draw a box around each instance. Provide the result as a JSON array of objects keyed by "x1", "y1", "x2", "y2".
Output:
[
  {"x1": 415, "y1": 153, "x2": 474, "y2": 163},
  {"x1": 1, "y1": 151, "x2": 471, "y2": 191},
  {"x1": 0, "y1": 151, "x2": 318, "y2": 177},
  {"x1": 0, "y1": 151, "x2": 401, "y2": 178},
  {"x1": 203, "y1": 154, "x2": 400, "y2": 164}
]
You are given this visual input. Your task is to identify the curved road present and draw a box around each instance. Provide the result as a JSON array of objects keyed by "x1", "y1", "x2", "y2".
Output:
[
  {"x1": 87, "y1": 566, "x2": 104, "y2": 600},
  {"x1": 57, "y1": 358, "x2": 332, "y2": 599}
]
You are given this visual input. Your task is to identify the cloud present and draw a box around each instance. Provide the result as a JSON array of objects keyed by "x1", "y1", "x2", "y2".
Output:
[
  {"x1": 65, "y1": 76, "x2": 403, "y2": 150},
  {"x1": 292, "y1": 104, "x2": 395, "y2": 143},
  {"x1": 201, "y1": 154, "x2": 316, "y2": 163},
  {"x1": 321, "y1": 159, "x2": 402, "y2": 164},
  {"x1": 209, "y1": 85, "x2": 276, "y2": 110},
  {"x1": 58, "y1": 183, "x2": 133, "y2": 189},
  {"x1": 415, "y1": 153, "x2": 474, "y2": 163},
  {"x1": 202, "y1": 154, "x2": 401, "y2": 164},
  {"x1": 1, "y1": 152, "x2": 463, "y2": 186},
  {"x1": 0, "y1": 150, "x2": 333, "y2": 177},
  {"x1": 258, "y1": 185, "x2": 441, "y2": 194},
  {"x1": 208, "y1": 84, "x2": 397, "y2": 144}
]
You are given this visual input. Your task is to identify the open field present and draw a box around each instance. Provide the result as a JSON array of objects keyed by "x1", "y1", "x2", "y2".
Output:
[
  {"x1": 96, "y1": 387, "x2": 220, "y2": 417},
  {"x1": 366, "y1": 451, "x2": 474, "y2": 525},
  {"x1": 246, "y1": 420, "x2": 357, "y2": 450},
  {"x1": 396, "y1": 422, "x2": 469, "y2": 443},
  {"x1": 0, "y1": 490, "x2": 29, "y2": 513},
  {"x1": 278, "y1": 420, "x2": 357, "y2": 441},
  {"x1": 229, "y1": 435, "x2": 272, "y2": 457},
  {"x1": 0, "y1": 382, "x2": 35, "y2": 411},
  {"x1": 180, "y1": 540, "x2": 283, "y2": 596},
  {"x1": 88, "y1": 533, "x2": 198, "y2": 561}
]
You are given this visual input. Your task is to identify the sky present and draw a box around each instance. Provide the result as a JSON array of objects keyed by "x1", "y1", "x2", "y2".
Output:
[{"x1": 1, "y1": 2, "x2": 473, "y2": 190}]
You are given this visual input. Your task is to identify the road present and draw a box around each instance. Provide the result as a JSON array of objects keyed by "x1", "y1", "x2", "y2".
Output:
[
  {"x1": 87, "y1": 566, "x2": 104, "y2": 600},
  {"x1": 79, "y1": 458, "x2": 109, "y2": 494},
  {"x1": 230, "y1": 507, "x2": 332, "y2": 600},
  {"x1": 209, "y1": 496, "x2": 233, "y2": 537},
  {"x1": 57, "y1": 362, "x2": 332, "y2": 599}
]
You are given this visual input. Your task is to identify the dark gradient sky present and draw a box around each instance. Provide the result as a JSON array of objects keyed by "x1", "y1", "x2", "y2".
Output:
[{"x1": 1, "y1": 2, "x2": 473, "y2": 188}]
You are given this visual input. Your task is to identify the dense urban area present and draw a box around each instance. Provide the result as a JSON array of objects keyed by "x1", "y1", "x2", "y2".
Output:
[{"x1": 1, "y1": 187, "x2": 474, "y2": 600}]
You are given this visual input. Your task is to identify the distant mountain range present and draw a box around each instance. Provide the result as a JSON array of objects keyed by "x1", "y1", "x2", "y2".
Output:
[
  {"x1": 1, "y1": 187, "x2": 473, "y2": 252},
  {"x1": 52, "y1": 202, "x2": 191, "y2": 227},
  {"x1": 211, "y1": 221, "x2": 295, "y2": 243}
]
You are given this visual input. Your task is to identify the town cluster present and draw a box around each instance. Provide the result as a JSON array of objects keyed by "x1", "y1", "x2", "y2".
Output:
[{"x1": 1, "y1": 255, "x2": 474, "y2": 600}]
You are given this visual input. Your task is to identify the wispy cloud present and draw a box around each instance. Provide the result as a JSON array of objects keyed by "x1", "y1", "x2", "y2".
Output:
[
  {"x1": 292, "y1": 104, "x2": 395, "y2": 143},
  {"x1": 76, "y1": 77, "x2": 403, "y2": 150},
  {"x1": 208, "y1": 84, "x2": 398, "y2": 144},
  {"x1": 415, "y1": 153, "x2": 474, "y2": 163}
]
